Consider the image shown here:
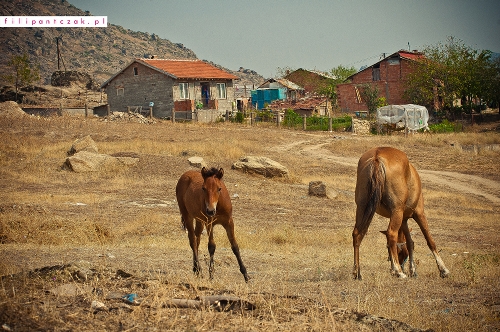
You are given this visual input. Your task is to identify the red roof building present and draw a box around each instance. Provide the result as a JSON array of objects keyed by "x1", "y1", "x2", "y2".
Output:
[{"x1": 336, "y1": 50, "x2": 424, "y2": 113}]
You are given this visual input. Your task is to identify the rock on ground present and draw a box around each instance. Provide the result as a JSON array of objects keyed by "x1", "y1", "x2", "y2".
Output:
[
  {"x1": 0, "y1": 101, "x2": 27, "y2": 118},
  {"x1": 65, "y1": 151, "x2": 138, "y2": 172},
  {"x1": 232, "y1": 156, "x2": 288, "y2": 178}
]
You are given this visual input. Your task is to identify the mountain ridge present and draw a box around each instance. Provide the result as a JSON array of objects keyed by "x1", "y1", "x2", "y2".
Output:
[{"x1": 0, "y1": 0, "x2": 265, "y2": 88}]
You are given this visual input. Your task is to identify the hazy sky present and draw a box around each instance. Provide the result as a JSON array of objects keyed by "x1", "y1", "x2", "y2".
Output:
[{"x1": 69, "y1": 0, "x2": 500, "y2": 78}]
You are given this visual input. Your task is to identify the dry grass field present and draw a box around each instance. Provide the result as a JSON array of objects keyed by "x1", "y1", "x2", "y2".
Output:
[{"x1": 0, "y1": 109, "x2": 499, "y2": 331}]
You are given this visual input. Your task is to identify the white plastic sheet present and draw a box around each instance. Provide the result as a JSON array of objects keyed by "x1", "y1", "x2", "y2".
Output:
[{"x1": 376, "y1": 104, "x2": 429, "y2": 131}]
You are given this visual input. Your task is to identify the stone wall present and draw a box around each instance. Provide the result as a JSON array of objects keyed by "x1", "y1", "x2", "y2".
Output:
[
  {"x1": 352, "y1": 118, "x2": 371, "y2": 135},
  {"x1": 105, "y1": 62, "x2": 174, "y2": 118}
]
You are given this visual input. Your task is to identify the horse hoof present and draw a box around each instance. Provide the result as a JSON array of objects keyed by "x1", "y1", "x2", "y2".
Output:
[{"x1": 440, "y1": 269, "x2": 450, "y2": 278}]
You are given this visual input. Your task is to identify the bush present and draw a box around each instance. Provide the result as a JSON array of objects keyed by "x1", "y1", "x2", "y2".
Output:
[
  {"x1": 234, "y1": 111, "x2": 245, "y2": 123},
  {"x1": 428, "y1": 120, "x2": 462, "y2": 133},
  {"x1": 282, "y1": 109, "x2": 352, "y2": 131}
]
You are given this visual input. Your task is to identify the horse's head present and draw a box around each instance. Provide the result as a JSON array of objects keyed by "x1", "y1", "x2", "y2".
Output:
[
  {"x1": 201, "y1": 167, "x2": 224, "y2": 217},
  {"x1": 380, "y1": 229, "x2": 410, "y2": 266}
]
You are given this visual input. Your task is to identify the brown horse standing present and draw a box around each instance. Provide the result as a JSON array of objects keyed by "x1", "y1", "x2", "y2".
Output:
[
  {"x1": 176, "y1": 167, "x2": 249, "y2": 282},
  {"x1": 353, "y1": 147, "x2": 450, "y2": 279}
]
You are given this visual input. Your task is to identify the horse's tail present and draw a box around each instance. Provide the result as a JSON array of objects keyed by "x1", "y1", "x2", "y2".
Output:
[{"x1": 361, "y1": 156, "x2": 385, "y2": 230}]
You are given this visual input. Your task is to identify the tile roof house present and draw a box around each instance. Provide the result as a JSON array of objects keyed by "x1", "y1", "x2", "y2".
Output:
[
  {"x1": 336, "y1": 50, "x2": 425, "y2": 113},
  {"x1": 100, "y1": 58, "x2": 238, "y2": 119},
  {"x1": 269, "y1": 97, "x2": 332, "y2": 117}
]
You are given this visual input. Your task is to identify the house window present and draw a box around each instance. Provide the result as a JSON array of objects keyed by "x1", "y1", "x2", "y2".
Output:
[
  {"x1": 116, "y1": 88, "x2": 124, "y2": 96},
  {"x1": 179, "y1": 83, "x2": 189, "y2": 99},
  {"x1": 133, "y1": 67, "x2": 138, "y2": 76},
  {"x1": 372, "y1": 64, "x2": 380, "y2": 81},
  {"x1": 388, "y1": 58, "x2": 400, "y2": 65},
  {"x1": 217, "y1": 83, "x2": 226, "y2": 99}
]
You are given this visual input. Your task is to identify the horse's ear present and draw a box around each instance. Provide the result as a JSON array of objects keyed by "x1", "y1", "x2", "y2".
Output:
[
  {"x1": 217, "y1": 168, "x2": 224, "y2": 179},
  {"x1": 201, "y1": 167, "x2": 208, "y2": 179}
]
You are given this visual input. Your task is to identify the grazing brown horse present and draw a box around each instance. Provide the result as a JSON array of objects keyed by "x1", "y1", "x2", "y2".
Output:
[
  {"x1": 176, "y1": 167, "x2": 249, "y2": 282},
  {"x1": 353, "y1": 147, "x2": 450, "y2": 279}
]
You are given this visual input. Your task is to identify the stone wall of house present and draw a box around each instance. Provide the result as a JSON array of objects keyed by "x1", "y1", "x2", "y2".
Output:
[
  {"x1": 105, "y1": 62, "x2": 175, "y2": 118},
  {"x1": 105, "y1": 61, "x2": 236, "y2": 119}
]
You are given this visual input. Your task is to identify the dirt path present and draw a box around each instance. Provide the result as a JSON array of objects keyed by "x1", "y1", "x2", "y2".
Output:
[{"x1": 274, "y1": 138, "x2": 500, "y2": 205}]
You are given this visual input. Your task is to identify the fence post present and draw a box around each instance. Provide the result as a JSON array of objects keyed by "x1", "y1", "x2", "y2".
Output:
[
  {"x1": 149, "y1": 107, "x2": 153, "y2": 119},
  {"x1": 250, "y1": 112, "x2": 254, "y2": 126},
  {"x1": 226, "y1": 110, "x2": 229, "y2": 122},
  {"x1": 127, "y1": 106, "x2": 130, "y2": 113},
  {"x1": 85, "y1": 103, "x2": 88, "y2": 118},
  {"x1": 329, "y1": 116, "x2": 332, "y2": 132},
  {"x1": 405, "y1": 111, "x2": 408, "y2": 138},
  {"x1": 303, "y1": 114, "x2": 307, "y2": 130},
  {"x1": 106, "y1": 104, "x2": 110, "y2": 117},
  {"x1": 172, "y1": 110, "x2": 176, "y2": 123}
]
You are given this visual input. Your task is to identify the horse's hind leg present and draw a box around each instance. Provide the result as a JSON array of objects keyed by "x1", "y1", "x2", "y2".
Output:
[
  {"x1": 224, "y1": 220, "x2": 249, "y2": 282},
  {"x1": 401, "y1": 220, "x2": 416, "y2": 277},
  {"x1": 352, "y1": 204, "x2": 371, "y2": 280},
  {"x1": 413, "y1": 210, "x2": 450, "y2": 278},
  {"x1": 387, "y1": 211, "x2": 407, "y2": 278}
]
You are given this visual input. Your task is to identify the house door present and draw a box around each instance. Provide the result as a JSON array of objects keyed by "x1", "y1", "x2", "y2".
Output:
[{"x1": 201, "y1": 83, "x2": 210, "y2": 107}]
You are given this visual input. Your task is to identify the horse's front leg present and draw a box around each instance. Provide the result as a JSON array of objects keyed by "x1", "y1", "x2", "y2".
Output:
[
  {"x1": 225, "y1": 219, "x2": 249, "y2": 282},
  {"x1": 189, "y1": 220, "x2": 204, "y2": 276},
  {"x1": 206, "y1": 222, "x2": 216, "y2": 279}
]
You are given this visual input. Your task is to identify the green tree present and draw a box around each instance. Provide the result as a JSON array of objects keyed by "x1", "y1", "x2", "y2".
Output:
[
  {"x1": 3, "y1": 53, "x2": 40, "y2": 101},
  {"x1": 329, "y1": 65, "x2": 357, "y2": 83},
  {"x1": 358, "y1": 83, "x2": 380, "y2": 116},
  {"x1": 324, "y1": 65, "x2": 357, "y2": 104},
  {"x1": 404, "y1": 37, "x2": 499, "y2": 112}
]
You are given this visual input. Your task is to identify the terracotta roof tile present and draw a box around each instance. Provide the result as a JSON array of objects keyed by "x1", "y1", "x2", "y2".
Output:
[{"x1": 139, "y1": 59, "x2": 238, "y2": 80}]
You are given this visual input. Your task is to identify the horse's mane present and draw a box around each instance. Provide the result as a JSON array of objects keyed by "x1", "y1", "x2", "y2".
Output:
[{"x1": 202, "y1": 167, "x2": 220, "y2": 177}]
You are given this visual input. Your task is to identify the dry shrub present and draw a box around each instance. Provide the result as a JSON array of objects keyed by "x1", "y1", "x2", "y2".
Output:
[{"x1": 0, "y1": 208, "x2": 112, "y2": 245}]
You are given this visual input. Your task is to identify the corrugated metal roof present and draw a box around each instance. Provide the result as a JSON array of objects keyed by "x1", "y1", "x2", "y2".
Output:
[
  {"x1": 275, "y1": 78, "x2": 304, "y2": 90},
  {"x1": 139, "y1": 59, "x2": 238, "y2": 80},
  {"x1": 257, "y1": 78, "x2": 304, "y2": 90}
]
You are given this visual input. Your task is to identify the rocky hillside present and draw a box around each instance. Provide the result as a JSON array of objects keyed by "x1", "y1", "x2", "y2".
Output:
[{"x1": 0, "y1": 0, "x2": 265, "y2": 89}]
